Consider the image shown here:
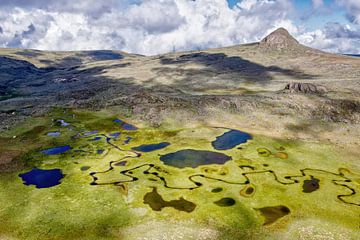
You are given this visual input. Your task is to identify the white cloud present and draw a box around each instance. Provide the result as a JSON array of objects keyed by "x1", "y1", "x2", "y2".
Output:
[
  {"x1": 298, "y1": 22, "x2": 360, "y2": 54},
  {"x1": 336, "y1": 0, "x2": 360, "y2": 24},
  {"x1": 0, "y1": 0, "x2": 359, "y2": 54}
]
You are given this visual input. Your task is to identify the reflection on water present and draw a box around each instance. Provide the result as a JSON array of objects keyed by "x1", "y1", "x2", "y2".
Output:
[
  {"x1": 114, "y1": 119, "x2": 137, "y2": 130},
  {"x1": 19, "y1": 168, "x2": 64, "y2": 188},
  {"x1": 41, "y1": 145, "x2": 71, "y2": 155},
  {"x1": 132, "y1": 142, "x2": 170, "y2": 152},
  {"x1": 212, "y1": 129, "x2": 252, "y2": 150},
  {"x1": 160, "y1": 149, "x2": 232, "y2": 168}
]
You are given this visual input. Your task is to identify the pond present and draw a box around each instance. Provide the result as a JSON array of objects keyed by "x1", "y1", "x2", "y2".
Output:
[
  {"x1": 302, "y1": 177, "x2": 320, "y2": 193},
  {"x1": 256, "y1": 205, "x2": 290, "y2": 225},
  {"x1": 214, "y1": 197, "x2": 236, "y2": 207},
  {"x1": 143, "y1": 187, "x2": 196, "y2": 212},
  {"x1": 212, "y1": 129, "x2": 252, "y2": 150},
  {"x1": 110, "y1": 132, "x2": 121, "y2": 138},
  {"x1": 160, "y1": 149, "x2": 232, "y2": 168},
  {"x1": 113, "y1": 119, "x2": 137, "y2": 130},
  {"x1": 19, "y1": 168, "x2": 64, "y2": 188},
  {"x1": 47, "y1": 131, "x2": 61, "y2": 137},
  {"x1": 132, "y1": 142, "x2": 170, "y2": 152},
  {"x1": 41, "y1": 145, "x2": 72, "y2": 155}
]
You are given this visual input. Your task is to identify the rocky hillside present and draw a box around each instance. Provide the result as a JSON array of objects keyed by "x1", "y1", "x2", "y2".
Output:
[{"x1": 0, "y1": 28, "x2": 360, "y2": 135}]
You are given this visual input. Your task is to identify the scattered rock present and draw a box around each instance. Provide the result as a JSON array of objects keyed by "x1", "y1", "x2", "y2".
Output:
[{"x1": 284, "y1": 82, "x2": 326, "y2": 94}]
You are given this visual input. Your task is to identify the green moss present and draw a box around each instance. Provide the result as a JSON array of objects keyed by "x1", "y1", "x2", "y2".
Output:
[{"x1": 1, "y1": 109, "x2": 359, "y2": 239}]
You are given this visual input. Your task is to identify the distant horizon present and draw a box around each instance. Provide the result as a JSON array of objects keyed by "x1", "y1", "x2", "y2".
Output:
[{"x1": 0, "y1": 1, "x2": 359, "y2": 55}]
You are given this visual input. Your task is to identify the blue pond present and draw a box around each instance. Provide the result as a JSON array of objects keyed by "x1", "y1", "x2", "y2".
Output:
[
  {"x1": 132, "y1": 142, "x2": 170, "y2": 152},
  {"x1": 114, "y1": 119, "x2": 137, "y2": 130},
  {"x1": 90, "y1": 136, "x2": 102, "y2": 141},
  {"x1": 47, "y1": 131, "x2": 61, "y2": 137},
  {"x1": 42, "y1": 145, "x2": 72, "y2": 155},
  {"x1": 124, "y1": 136, "x2": 132, "y2": 144},
  {"x1": 212, "y1": 129, "x2": 252, "y2": 150},
  {"x1": 160, "y1": 149, "x2": 232, "y2": 168},
  {"x1": 110, "y1": 132, "x2": 121, "y2": 138},
  {"x1": 97, "y1": 149, "x2": 104, "y2": 154},
  {"x1": 19, "y1": 168, "x2": 64, "y2": 188}
]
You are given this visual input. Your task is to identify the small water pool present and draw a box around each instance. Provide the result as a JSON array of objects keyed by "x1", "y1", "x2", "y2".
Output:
[
  {"x1": 132, "y1": 142, "x2": 170, "y2": 152},
  {"x1": 41, "y1": 145, "x2": 72, "y2": 155},
  {"x1": 19, "y1": 168, "x2": 64, "y2": 188},
  {"x1": 212, "y1": 129, "x2": 252, "y2": 150},
  {"x1": 114, "y1": 119, "x2": 137, "y2": 130},
  {"x1": 160, "y1": 149, "x2": 232, "y2": 168}
]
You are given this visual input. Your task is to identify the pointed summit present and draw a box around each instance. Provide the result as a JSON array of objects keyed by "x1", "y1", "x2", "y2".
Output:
[{"x1": 260, "y1": 28, "x2": 299, "y2": 50}]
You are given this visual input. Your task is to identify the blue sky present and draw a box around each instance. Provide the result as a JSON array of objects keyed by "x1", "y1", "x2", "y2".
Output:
[
  {"x1": 227, "y1": 0, "x2": 348, "y2": 30},
  {"x1": 0, "y1": 0, "x2": 359, "y2": 54}
]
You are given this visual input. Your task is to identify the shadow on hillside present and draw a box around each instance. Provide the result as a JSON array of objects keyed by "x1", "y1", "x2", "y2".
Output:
[{"x1": 150, "y1": 52, "x2": 315, "y2": 91}]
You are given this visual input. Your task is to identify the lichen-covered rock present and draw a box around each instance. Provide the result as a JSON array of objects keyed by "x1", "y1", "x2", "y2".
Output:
[{"x1": 284, "y1": 82, "x2": 327, "y2": 94}]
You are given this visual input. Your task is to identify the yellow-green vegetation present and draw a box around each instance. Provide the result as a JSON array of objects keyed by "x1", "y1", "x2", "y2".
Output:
[{"x1": 0, "y1": 109, "x2": 359, "y2": 240}]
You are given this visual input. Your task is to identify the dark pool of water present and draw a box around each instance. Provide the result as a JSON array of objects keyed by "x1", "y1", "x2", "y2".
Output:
[
  {"x1": 90, "y1": 136, "x2": 102, "y2": 141},
  {"x1": 47, "y1": 131, "x2": 61, "y2": 137},
  {"x1": 123, "y1": 136, "x2": 132, "y2": 144},
  {"x1": 113, "y1": 119, "x2": 137, "y2": 130},
  {"x1": 211, "y1": 187, "x2": 223, "y2": 193},
  {"x1": 114, "y1": 161, "x2": 127, "y2": 166},
  {"x1": 110, "y1": 132, "x2": 121, "y2": 138},
  {"x1": 212, "y1": 129, "x2": 252, "y2": 150},
  {"x1": 80, "y1": 166, "x2": 90, "y2": 171},
  {"x1": 143, "y1": 187, "x2": 196, "y2": 212},
  {"x1": 214, "y1": 198, "x2": 236, "y2": 207},
  {"x1": 41, "y1": 145, "x2": 71, "y2": 155},
  {"x1": 97, "y1": 149, "x2": 104, "y2": 154},
  {"x1": 240, "y1": 184, "x2": 256, "y2": 197},
  {"x1": 256, "y1": 205, "x2": 290, "y2": 225},
  {"x1": 19, "y1": 168, "x2": 64, "y2": 188},
  {"x1": 132, "y1": 142, "x2": 170, "y2": 152},
  {"x1": 302, "y1": 177, "x2": 320, "y2": 193},
  {"x1": 159, "y1": 149, "x2": 232, "y2": 168}
]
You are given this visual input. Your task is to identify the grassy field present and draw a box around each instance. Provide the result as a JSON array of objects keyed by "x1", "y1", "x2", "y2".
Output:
[{"x1": 0, "y1": 108, "x2": 359, "y2": 240}]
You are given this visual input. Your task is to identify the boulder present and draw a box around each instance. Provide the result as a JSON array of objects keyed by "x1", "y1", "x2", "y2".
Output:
[{"x1": 284, "y1": 82, "x2": 327, "y2": 94}]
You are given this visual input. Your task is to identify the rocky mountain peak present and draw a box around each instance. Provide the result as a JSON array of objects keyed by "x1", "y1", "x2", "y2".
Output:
[{"x1": 260, "y1": 28, "x2": 299, "y2": 50}]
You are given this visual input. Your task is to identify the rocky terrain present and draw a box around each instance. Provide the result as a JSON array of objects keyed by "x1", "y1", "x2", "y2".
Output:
[{"x1": 1, "y1": 28, "x2": 360, "y2": 145}]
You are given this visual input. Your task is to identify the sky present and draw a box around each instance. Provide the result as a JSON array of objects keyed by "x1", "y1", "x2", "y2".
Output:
[{"x1": 0, "y1": 0, "x2": 359, "y2": 55}]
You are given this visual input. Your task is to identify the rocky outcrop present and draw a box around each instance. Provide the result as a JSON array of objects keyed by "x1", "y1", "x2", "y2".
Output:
[
  {"x1": 284, "y1": 82, "x2": 327, "y2": 94},
  {"x1": 260, "y1": 28, "x2": 299, "y2": 50}
]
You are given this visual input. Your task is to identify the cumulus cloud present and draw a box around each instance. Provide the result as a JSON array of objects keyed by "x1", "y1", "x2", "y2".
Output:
[
  {"x1": 0, "y1": 0, "x2": 359, "y2": 54},
  {"x1": 298, "y1": 22, "x2": 360, "y2": 53},
  {"x1": 0, "y1": 0, "x2": 299, "y2": 54},
  {"x1": 336, "y1": 0, "x2": 360, "y2": 24}
]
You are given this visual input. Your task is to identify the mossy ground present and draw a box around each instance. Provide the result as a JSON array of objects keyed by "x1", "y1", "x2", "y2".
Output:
[{"x1": 0, "y1": 109, "x2": 359, "y2": 239}]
